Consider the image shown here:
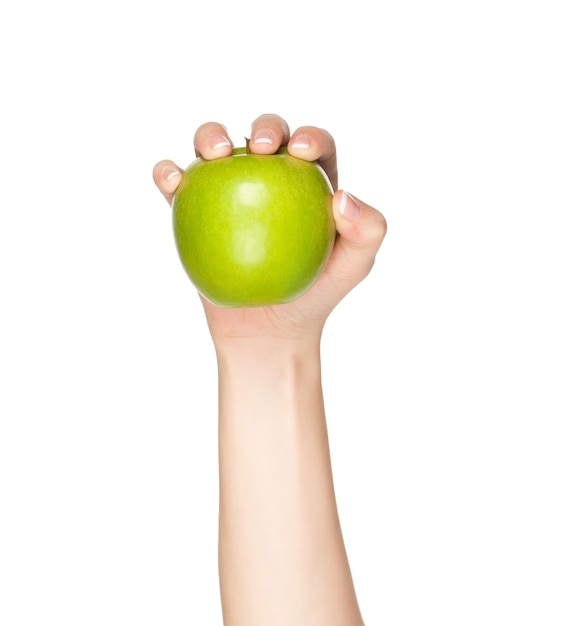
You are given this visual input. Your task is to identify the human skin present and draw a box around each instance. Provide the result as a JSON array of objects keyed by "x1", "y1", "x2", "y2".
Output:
[{"x1": 153, "y1": 113, "x2": 387, "y2": 626}]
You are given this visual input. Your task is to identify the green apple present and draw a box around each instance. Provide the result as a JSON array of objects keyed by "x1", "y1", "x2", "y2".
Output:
[{"x1": 172, "y1": 146, "x2": 336, "y2": 307}]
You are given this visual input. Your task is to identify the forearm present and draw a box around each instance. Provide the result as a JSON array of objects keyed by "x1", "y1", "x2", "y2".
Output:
[{"x1": 215, "y1": 340, "x2": 364, "y2": 626}]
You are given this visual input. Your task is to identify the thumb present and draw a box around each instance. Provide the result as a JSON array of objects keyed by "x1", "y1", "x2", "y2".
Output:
[{"x1": 325, "y1": 190, "x2": 388, "y2": 291}]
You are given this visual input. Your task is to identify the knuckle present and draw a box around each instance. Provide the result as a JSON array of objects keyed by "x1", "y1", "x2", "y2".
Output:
[{"x1": 369, "y1": 211, "x2": 388, "y2": 246}]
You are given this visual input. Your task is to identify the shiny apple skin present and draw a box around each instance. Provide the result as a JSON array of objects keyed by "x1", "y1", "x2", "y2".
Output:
[{"x1": 172, "y1": 147, "x2": 335, "y2": 307}]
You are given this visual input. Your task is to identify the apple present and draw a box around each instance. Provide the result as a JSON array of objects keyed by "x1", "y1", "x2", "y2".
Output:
[{"x1": 172, "y1": 146, "x2": 336, "y2": 307}]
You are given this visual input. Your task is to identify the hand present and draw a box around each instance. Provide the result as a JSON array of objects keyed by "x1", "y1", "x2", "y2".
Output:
[{"x1": 153, "y1": 113, "x2": 387, "y2": 348}]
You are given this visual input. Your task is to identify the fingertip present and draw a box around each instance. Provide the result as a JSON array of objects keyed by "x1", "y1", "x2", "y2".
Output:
[
  {"x1": 153, "y1": 160, "x2": 182, "y2": 197},
  {"x1": 249, "y1": 114, "x2": 290, "y2": 154},
  {"x1": 336, "y1": 190, "x2": 362, "y2": 223},
  {"x1": 249, "y1": 128, "x2": 277, "y2": 154},
  {"x1": 288, "y1": 132, "x2": 315, "y2": 159},
  {"x1": 201, "y1": 133, "x2": 233, "y2": 159},
  {"x1": 194, "y1": 122, "x2": 233, "y2": 160},
  {"x1": 287, "y1": 126, "x2": 338, "y2": 188},
  {"x1": 333, "y1": 190, "x2": 388, "y2": 248}
]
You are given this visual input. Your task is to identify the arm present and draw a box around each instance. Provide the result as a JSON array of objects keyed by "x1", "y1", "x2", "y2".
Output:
[
  {"x1": 216, "y1": 340, "x2": 361, "y2": 626},
  {"x1": 153, "y1": 114, "x2": 387, "y2": 625}
]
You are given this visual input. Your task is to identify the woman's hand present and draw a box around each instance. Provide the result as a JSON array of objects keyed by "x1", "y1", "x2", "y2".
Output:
[
  {"x1": 153, "y1": 113, "x2": 387, "y2": 349},
  {"x1": 154, "y1": 114, "x2": 382, "y2": 624}
]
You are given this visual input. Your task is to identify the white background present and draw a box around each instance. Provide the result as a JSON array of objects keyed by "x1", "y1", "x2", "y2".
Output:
[{"x1": 1, "y1": 1, "x2": 571, "y2": 624}]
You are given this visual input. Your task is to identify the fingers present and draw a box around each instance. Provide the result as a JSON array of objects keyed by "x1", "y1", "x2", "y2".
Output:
[
  {"x1": 248, "y1": 115, "x2": 337, "y2": 189},
  {"x1": 153, "y1": 122, "x2": 234, "y2": 204},
  {"x1": 152, "y1": 159, "x2": 183, "y2": 205},
  {"x1": 153, "y1": 115, "x2": 339, "y2": 205},
  {"x1": 320, "y1": 190, "x2": 387, "y2": 294}
]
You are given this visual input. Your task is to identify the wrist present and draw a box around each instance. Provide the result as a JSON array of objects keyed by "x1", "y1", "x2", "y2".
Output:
[
  {"x1": 214, "y1": 336, "x2": 322, "y2": 380},
  {"x1": 211, "y1": 329, "x2": 322, "y2": 366},
  {"x1": 214, "y1": 337, "x2": 324, "y2": 428}
]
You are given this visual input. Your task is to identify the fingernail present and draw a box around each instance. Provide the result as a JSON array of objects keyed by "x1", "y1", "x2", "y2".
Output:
[
  {"x1": 252, "y1": 128, "x2": 274, "y2": 145},
  {"x1": 339, "y1": 191, "x2": 361, "y2": 222},
  {"x1": 290, "y1": 134, "x2": 311, "y2": 150},
  {"x1": 210, "y1": 133, "x2": 231, "y2": 150},
  {"x1": 163, "y1": 167, "x2": 180, "y2": 182}
]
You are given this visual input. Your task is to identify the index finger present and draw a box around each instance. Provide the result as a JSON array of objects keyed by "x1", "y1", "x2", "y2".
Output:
[{"x1": 288, "y1": 126, "x2": 338, "y2": 191}]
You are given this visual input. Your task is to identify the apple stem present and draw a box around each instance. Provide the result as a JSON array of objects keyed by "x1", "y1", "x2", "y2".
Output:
[{"x1": 245, "y1": 137, "x2": 251, "y2": 154}]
